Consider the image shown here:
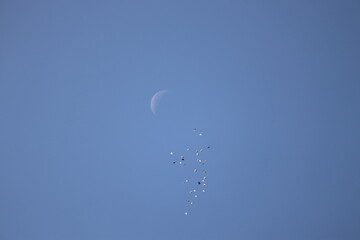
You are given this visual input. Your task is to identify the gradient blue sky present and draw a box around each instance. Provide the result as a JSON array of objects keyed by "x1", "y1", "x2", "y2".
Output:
[{"x1": 1, "y1": 1, "x2": 360, "y2": 239}]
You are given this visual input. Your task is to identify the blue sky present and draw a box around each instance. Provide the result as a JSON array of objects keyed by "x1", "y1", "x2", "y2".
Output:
[{"x1": 1, "y1": 1, "x2": 360, "y2": 239}]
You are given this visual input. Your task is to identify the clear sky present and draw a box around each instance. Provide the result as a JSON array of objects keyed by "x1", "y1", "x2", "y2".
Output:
[{"x1": 1, "y1": 1, "x2": 360, "y2": 240}]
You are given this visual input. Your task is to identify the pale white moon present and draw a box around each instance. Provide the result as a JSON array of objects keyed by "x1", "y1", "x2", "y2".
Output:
[{"x1": 150, "y1": 90, "x2": 168, "y2": 115}]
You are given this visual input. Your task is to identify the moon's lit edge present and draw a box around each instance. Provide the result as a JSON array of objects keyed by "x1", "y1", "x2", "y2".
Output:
[{"x1": 150, "y1": 90, "x2": 168, "y2": 115}]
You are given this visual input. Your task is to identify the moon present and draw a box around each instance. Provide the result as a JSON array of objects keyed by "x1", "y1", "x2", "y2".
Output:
[{"x1": 150, "y1": 90, "x2": 168, "y2": 115}]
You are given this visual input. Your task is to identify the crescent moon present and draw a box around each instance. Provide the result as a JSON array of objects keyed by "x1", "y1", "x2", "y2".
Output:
[{"x1": 150, "y1": 90, "x2": 168, "y2": 115}]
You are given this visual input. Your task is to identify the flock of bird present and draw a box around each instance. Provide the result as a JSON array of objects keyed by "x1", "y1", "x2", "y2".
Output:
[{"x1": 169, "y1": 128, "x2": 210, "y2": 216}]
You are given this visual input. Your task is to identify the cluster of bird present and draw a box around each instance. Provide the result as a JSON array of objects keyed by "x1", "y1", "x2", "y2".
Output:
[{"x1": 169, "y1": 128, "x2": 210, "y2": 216}]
